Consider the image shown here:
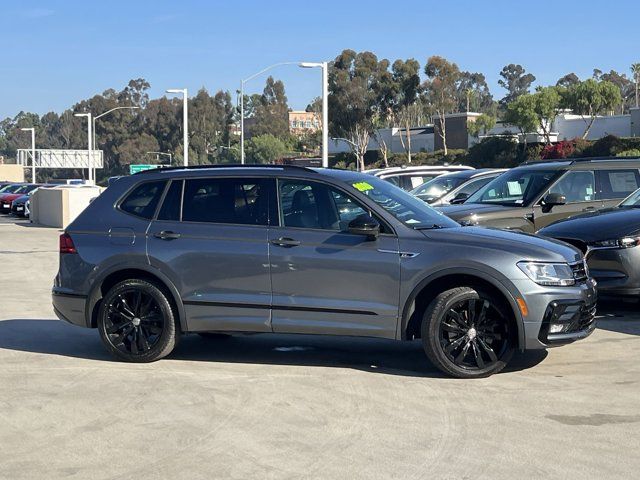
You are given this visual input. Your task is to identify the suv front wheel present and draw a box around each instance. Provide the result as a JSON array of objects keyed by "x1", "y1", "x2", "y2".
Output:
[
  {"x1": 421, "y1": 287, "x2": 515, "y2": 378},
  {"x1": 98, "y1": 279, "x2": 178, "y2": 362}
]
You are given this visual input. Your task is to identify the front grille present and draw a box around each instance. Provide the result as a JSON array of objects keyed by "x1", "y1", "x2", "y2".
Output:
[{"x1": 570, "y1": 260, "x2": 588, "y2": 283}]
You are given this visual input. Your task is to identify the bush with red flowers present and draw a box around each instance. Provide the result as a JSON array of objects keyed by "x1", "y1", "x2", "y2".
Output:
[{"x1": 541, "y1": 140, "x2": 576, "y2": 159}]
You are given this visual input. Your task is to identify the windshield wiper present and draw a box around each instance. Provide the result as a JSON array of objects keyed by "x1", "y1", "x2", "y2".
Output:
[{"x1": 414, "y1": 224, "x2": 448, "y2": 230}]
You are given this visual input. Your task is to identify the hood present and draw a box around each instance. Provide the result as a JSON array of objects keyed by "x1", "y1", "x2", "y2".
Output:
[
  {"x1": 539, "y1": 207, "x2": 640, "y2": 242},
  {"x1": 421, "y1": 226, "x2": 582, "y2": 263},
  {"x1": 437, "y1": 203, "x2": 519, "y2": 221},
  {"x1": 12, "y1": 195, "x2": 30, "y2": 205}
]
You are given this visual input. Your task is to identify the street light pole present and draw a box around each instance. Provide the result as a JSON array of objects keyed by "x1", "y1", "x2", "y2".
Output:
[
  {"x1": 20, "y1": 128, "x2": 36, "y2": 183},
  {"x1": 299, "y1": 62, "x2": 329, "y2": 168},
  {"x1": 166, "y1": 88, "x2": 188, "y2": 166},
  {"x1": 74, "y1": 113, "x2": 93, "y2": 183},
  {"x1": 240, "y1": 62, "x2": 302, "y2": 164}
]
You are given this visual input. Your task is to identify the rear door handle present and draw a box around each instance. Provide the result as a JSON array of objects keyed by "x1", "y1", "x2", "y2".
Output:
[
  {"x1": 270, "y1": 237, "x2": 301, "y2": 248},
  {"x1": 154, "y1": 230, "x2": 181, "y2": 240}
]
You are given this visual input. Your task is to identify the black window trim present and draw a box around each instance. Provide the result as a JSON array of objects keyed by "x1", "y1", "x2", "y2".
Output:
[{"x1": 154, "y1": 179, "x2": 184, "y2": 222}]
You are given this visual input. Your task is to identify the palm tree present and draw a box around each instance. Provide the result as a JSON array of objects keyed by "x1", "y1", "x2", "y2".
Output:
[{"x1": 632, "y1": 63, "x2": 640, "y2": 108}]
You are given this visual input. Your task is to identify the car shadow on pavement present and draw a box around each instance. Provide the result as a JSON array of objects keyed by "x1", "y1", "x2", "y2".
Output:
[
  {"x1": 595, "y1": 298, "x2": 640, "y2": 336},
  {"x1": 0, "y1": 319, "x2": 547, "y2": 378}
]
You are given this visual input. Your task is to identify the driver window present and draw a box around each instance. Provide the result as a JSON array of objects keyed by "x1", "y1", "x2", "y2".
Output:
[{"x1": 547, "y1": 171, "x2": 595, "y2": 203}]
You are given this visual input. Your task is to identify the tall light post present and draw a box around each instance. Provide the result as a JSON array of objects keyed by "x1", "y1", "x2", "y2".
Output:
[
  {"x1": 299, "y1": 62, "x2": 329, "y2": 168},
  {"x1": 93, "y1": 106, "x2": 140, "y2": 151},
  {"x1": 74, "y1": 113, "x2": 93, "y2": 183},
  {"x1": 20, "y1": 128, "x2": 36, "y2": 183},
  {"x1": 166, "y1": 88, "x2": 188, "y2": 166},
  {"x1": 240, "y1": 62, "x2": 302, "y2": 164}
]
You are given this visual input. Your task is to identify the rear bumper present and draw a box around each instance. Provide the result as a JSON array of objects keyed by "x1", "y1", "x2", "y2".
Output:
[{"x1": 52, "y1": 291, "x2": 89, "y2": 327}]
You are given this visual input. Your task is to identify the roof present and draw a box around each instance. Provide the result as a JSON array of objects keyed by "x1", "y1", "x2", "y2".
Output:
[
  {"x1": 366, "y1": 165, "x2": 474, "y2": 176},
  {"x1": 434, "y1": 168, "x2": 506, "y2": 180}
]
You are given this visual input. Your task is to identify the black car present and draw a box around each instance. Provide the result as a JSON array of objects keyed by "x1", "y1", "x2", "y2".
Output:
[{"x1": 538, "y1": 188, "x2": 640, "y2": 296}]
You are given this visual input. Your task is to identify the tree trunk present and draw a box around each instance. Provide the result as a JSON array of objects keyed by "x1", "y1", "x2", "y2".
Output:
[
  {"x1": 438, "y1": 113, "x2": 448, "y2": 156},
  {"x1": 636, "y1": 81, "x2": 639, "y2": 108},
  {"x1": 581, "y1": 114, "x2": 596, "y2": 140},
  {"x1": 405, "y1": 118, "x2": 412, "y2": 163}
]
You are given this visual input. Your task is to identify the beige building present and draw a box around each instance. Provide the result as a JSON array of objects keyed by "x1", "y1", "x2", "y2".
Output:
[{"x1": 289, "y1": 111, "x2": 321, "y2": 134}]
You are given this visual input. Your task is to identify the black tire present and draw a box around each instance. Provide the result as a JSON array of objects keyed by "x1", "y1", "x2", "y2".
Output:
[
  {"x1": 197, "y1": 332, "x2": 231, "y2": 339},
  {"x1": 421, "y1": 287, "x2": 515, "y2": 378},
  {"x1": 98, "y1": 279, "x2": 178, "y2": 362}
]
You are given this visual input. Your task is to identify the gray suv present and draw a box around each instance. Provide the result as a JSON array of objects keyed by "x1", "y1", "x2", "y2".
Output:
[{"x1": 53, "y1": 165, "x2": 596, "y2": 378}]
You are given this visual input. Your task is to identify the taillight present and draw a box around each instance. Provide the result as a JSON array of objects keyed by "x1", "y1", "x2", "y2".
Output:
[{"x1": 59, "y1": 233, "x2": 77, "y2": 254}]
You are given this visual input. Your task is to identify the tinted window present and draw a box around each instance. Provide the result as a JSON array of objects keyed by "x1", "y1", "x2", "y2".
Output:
[
  {"x1": 457, "y1": 176, "x2": 494, "y2": 196},
  {"x1": 548, "y1": 171, "x2": 595, "y2": 203},
  {"x1": 120, "y1": 181, "x2": 166, "y2": 219},
  {"x1": 182, "y1": 177, "x2": 271, "y2": 225},
  {"x1": 157, "y1": 180, "x2": 183, "y2": 221},
  {"x1": 597, "y1": 169, "x2": 640, "y2": 200},
  {"x1": 467, "y1": 169, "x2": 560, "y2": 206},
  {"x1": 279, "y1": 180, "x2": 374, "y2": 231}
]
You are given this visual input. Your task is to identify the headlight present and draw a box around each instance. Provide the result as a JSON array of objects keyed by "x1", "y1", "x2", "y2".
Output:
[
  {"x1": 590, "y1": 236, "x2": 640, "y2": 249},
  {"x1": 517, "y1": 261, "x2": 575, "y2": 286}
]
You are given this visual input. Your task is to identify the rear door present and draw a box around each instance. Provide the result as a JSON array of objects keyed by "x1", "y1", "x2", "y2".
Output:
[
  {"x1": 533, "y1": 170, "x2": 601, "y2": 229},
  {"x1": 268, "y1": 178, "x2": 401, "y2": 339},
  {"x1": 147, "y1": 176, "x2": 276, "y2": 333}
]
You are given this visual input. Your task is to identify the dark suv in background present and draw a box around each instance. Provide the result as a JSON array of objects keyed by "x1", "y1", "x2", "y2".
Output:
[
  {"x1": 439, "y1": 157, "x2": 640, "y2": 232},
  {"x1": 53, "y1": 165, "x2": 596, "y2": 378}
]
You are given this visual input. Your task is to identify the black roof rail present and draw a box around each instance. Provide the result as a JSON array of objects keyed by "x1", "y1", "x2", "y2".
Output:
[
  {"x1": 522, "y1": 156, "x2": 640, "y2": 165},
  {"x1": 133, "y1": 163, "x2": 317, "y2": 175}
]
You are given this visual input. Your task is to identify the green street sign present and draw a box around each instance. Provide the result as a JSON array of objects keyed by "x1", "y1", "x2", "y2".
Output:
[{"x1": 129, "y1": 164, "x2": 160, "y2": 174}]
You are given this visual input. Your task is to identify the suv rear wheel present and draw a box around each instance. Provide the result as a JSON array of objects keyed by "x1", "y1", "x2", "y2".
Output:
[
  {"x1": 421, "y1": 287, "x2": 514, "y2": 378},
  {"x1": 98, "y1": 279, "x2": 178, "y2": 362}
]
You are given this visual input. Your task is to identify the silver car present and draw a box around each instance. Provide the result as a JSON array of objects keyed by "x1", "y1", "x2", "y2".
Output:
[{"x1": 52, "y1": 165, "x2": 596, "y2": 378}]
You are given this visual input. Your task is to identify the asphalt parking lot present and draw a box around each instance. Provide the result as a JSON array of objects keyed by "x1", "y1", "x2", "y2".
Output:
[{"x1": 1, "y1": 216, "x2": 640, "y2": 479}]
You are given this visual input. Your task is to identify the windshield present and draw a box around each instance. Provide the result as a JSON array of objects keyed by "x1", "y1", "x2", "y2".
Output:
[
  {"x1": 410, "y1": 176, "x2": 467, "y2": 202},
  {"x1": 0, "y1": 184, "x2": 25, "y2": 194},
  {"x1": 349, "y1": 176, "x2": 459, "y2": 229},
  {"x1": 466, "y1": 169, "x2": 561, "y2": 206},
  {"x1": 620, "y1": 188, "x2": 640, "y2": 207}
]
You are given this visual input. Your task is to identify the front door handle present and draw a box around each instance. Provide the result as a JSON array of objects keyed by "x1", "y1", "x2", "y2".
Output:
[
  {"x1": 582, "y1": 207, "x2": 596, "y2": 212},
  {"x1": 270, "y1": 237, "x2": 301, "y2": 248},
  {"x1": 154, "y1": 230, "x2": 181, "y2": 240}
]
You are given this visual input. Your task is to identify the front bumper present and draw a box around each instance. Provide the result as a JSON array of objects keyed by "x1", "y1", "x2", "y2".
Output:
[
  {"x1": 52, "y1": 290, "x2": 89, "y2": 327},
  {"x1": 516, "y1": 277, "x2": 597, "y2": 350},
  {"x1": 586, "y1": 247, "x2": 640, "y2": 296}
]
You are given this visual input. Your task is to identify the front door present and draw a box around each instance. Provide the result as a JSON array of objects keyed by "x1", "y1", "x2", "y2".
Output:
[
  {"x1": 533, "y1": 170, "x2": 602, "y2": 230},
  {"x1": 268, "y1": 178, "x2": 401, "y2": 339},
  {"x1": 147, "y1": 177, "x2": 276, "y2": 333}
]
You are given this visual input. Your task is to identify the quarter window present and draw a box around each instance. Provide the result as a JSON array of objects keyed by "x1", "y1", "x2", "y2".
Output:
[
  {"x1": 548, "y1": 171, "x2": 595, "y2": 203},
  {"x1": 182, "y1": 178, "x2": 272, "y2": 225},
  {"x1": 120, "y1": 181, "x2": 166, "y2": 219}
]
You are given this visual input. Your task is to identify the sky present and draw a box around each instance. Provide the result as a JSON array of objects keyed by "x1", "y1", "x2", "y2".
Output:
[{"x1": 1, "y1": 0, "x2": 639, "y2": 119}]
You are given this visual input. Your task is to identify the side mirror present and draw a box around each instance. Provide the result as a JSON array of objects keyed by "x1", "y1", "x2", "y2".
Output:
[
  {"x1": 450, "y1": 192, "x2": 469, "y2": 204},
  {"x1": 542, "y1": 193, "x2": 566, "y2": 212},
  {"x1": 348, "y1": 214, "x2": 380, "y2": 240}
]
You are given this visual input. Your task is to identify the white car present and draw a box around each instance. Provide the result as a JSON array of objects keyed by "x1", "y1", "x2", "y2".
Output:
[{"x1": 366, "y1": 165, "x2": 474, "y2": 191}]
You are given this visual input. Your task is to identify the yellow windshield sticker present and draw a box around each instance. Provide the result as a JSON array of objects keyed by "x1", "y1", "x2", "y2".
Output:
[{"x1": 352, "y1": 181, "x2": 374, "y2": 192}]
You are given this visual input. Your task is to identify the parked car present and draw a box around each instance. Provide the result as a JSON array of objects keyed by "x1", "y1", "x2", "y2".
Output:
[
  {"x1": 366, "y1": 165, "x2": 474, "y2": 191},
  {"x1": 0, "y1": 184, "x2": 40, "y2": 213},
  {"x1": 438, "y1": 157, "x2": 640, "y2": 232},
  {"x1": 53, "y1": 165, "x2": 596, "y2": 378},
  {"x1": 410, "y1": 169, "x2": 506, "y2": 206},
  {"x1": 538, "y1": 187, "x2": 640, "y2": 297},
  {"x1": 10, "y1": 193, "x2": 30, "y2": 217}
]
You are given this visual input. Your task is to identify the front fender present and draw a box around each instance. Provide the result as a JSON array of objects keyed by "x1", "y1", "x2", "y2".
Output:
[{"x1": 398, "y1": 265, "x2": 526, "y2": 351}]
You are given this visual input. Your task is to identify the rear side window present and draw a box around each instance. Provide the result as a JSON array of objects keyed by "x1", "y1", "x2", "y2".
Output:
[
  {"x1": 182, "y1": 177, "x2": 272, "y2": 225},
  {"x1": 597, "y1": 169, "x2": 640, "y2": 200},
  {"x1": 120, "y1": 181, "x2": 166, "y2": 219}
]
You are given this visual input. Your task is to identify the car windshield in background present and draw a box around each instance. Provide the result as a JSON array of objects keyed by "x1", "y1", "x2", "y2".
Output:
[
  {"x1": 0, "y1": 185, "x2": 23, "y2": 194},
  {"x1": 619, "y1": 188, "x2": 640, "y2": 207},
  {"x1": 466, "y1": 169, "x2": 561, "y2": 206},
  {"x1": 410, "y1": 176, "x2": 467, "y2": 201},
  {"x1": 349, "y1": 176, "x2": 459, "y2": 229}
]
